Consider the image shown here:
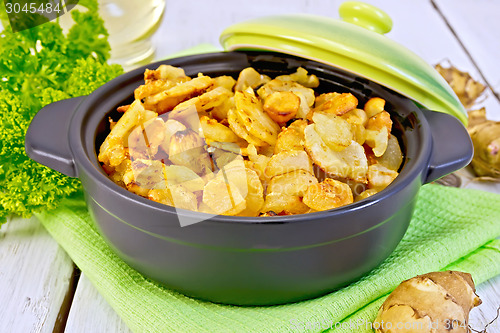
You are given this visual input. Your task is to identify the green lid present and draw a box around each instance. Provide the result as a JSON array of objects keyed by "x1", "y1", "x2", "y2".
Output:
[{"x1": 219, "y1": 1, "x2": 467, "y2": 124}]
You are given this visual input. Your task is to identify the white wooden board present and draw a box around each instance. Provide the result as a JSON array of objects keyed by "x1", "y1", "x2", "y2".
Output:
[
  {"x1": 433, "y1": 0, "x2": 500, "y2": 98},
  {"x1": 0, "y1": 216, "x2": 74, "y2": 333},
  {"x1": 65, "y1": 274, "x2": 132, "y2": 333},
  {"x1": 470, "y1": 274, "x2": 500, "y2": 332}
]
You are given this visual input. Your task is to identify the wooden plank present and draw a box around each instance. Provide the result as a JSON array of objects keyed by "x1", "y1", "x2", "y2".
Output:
[
  {"x1": 469, "y1": 274, "x2": 500, "y2": 332},
  {"x1": 433, "y1": 0, "x2": 500, "y2": 100},
  {"x1": 0, "y1": 216, "x2": 75, "y2": 333},
  {"x1": 65, "y1": 274, "x2": 132, "y2": 333}
]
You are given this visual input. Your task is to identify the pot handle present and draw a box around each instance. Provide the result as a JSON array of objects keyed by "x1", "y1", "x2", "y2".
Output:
[
  {"x1": 25, "y1": 96, "x2": 86, "y2": 178},
  {"x1": 422, "y1": 109, "x2": 473, "y2": 184}
]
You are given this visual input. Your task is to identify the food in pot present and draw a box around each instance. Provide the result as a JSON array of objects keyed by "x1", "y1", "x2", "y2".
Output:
[{"x1": 98, "y1": 65, "x2": 403, "y2": 216}]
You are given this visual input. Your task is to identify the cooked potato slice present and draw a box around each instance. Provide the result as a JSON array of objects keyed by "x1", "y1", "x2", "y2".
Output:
[
  {"x1": 265, "y1": 150, "x2": 313, "y2": 178},
  {"x1": 212, "y1": 75, "x2": 236, "y2": 91},
  {"x1": 159, "y1": 119, "x2": 186, "y2": 154},
  {"x1": 246, "y1": 144, "x2": 271, "y2": 182},
  {"x1": 149, "y1": 185, "x2": 198, "y2": 211},
  {"x1": 312, "y1": 112, "x2": 353, "y2": 151},
  {"x1": 148, "y1": 188, "x2": 174, "y2": 206},
  {"x1": 227, "y1": 108, "x2": 268, "y2": 147},
  {"x1": 215, "y1": 158, "x2": 247, "y2": 190},
  {"x1": 341, "y1": 108, "x2": 368, "y2": 126},
  {"x1": 169, "y1": 129, "x2": 213, "y2": 175},
  {"x1": 365, "y1": 126, "x2": 389, "y2": 157},
  {"x1": 123, "y1": 159, "x2": 166, "y2": 191},
  {"x1": 144, "y1": 75, "x2": 213, "y2": 113},
  {"x1": 364, "y1": 97, "x2": 385, "y2": 118},
  {"x1": 351, "y1": 124, "x2": 366, "y2": 146},
  {"x1": 376, "y1": 134, "x2": 403, "y2": 171},
  {"x1": 128, "y1": 118, "x2": 166, "y2": 160},
  {"x1": 197, "y1": 202, "x2": 217, "y2": 214},
  {"x1": 99, "y1": 100, "x2": 157, "y2": 167},
  {"x1": 144, "y1": 64, "x2": 187, "y2": 83},
  {"x1": 199, "y1": 115, "x2": 240, "y2": 143},
  {"x1": 234, "y1": 89, "x2": 280, "y2": 146},
  {"x1": 355, "y1": 188, "x2": 379, "y2": 202},
  {"x1": 312, "y1": 92, "x2": 358, "y2": 116},
  {"x1": 304, "y1": 124, "x2": 368, "y2": 182},
  {"x1": 209, "y1": 141, "x2": 245, "y2": 155},
  {"x1": 202, "y1": 177, "x2": 246, "y2": 215},
  {"x1": 261, "y1": 192, "x2": 310, "y2": 215},
  {"x1": 366, "y1": 110, "x2": 392, "y2": 134},
  {"x1": 303, "y1": 178, "x2": 353, "y2": 211},
  {"x1": 267, "y1": 170, "x2": 318, "y2": 197},
  {"x1": 367, "y1": 164, "x2": 399, "y2": 190},
  {"x1": 135, "y1": 77, "x2": 190, "y2": 100},
  {"x1": 126, "y1": 183, "x2": 150, "y2": 197},
  {"x1": 314, "y1": 92, "x2": 338, "y2": 108},
  {"x1": 257, "y1": 79, "x2": 315, "y2": 119},
  {"x1": 171, "y1": 186, "x2": 200, "y2": 212},
  {"x1": 236, "y1": 168, "x2": 265, "y2": 217},
  {"x1": 171, "y1": 86, "x2": 232, "y2": 116},
  {"x1": 210, "y1": 96, "x2": 234, "y2": 121},
  {"x1": 208, "y1": 148, "x2": 239, "y2": 169},
  {"x1": 263, "y1": 91, "x2": 300, "y2": 124},
  {"x1": 274, "y1": 124, "x2": 305, "y2": 154},
  {"x1": 164, "y1": 165, "x2": 206, "y2": 192},
  {"x1": 235, "y1": 67, "x2": 271, "y2": 91},
  {"x1": 276, "y1": 67, "x2": 319, "y2": 88}
]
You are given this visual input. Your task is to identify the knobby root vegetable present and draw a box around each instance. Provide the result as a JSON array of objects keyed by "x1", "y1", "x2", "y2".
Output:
[{"x1": 374, "y1": 271, "x2": 481, "y2": 333}]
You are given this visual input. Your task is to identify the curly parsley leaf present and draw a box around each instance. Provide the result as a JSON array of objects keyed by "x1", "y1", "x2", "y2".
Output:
[{"x1": 0, "y1": 1, "x2": 124, "y2": 224}]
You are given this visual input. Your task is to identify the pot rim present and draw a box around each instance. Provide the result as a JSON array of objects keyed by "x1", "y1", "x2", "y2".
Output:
[{"x1": 69, "y1": 51, "x2": 433, "y2": 225}]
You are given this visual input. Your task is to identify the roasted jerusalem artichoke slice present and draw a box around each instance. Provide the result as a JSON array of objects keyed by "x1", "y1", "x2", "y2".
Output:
[
  {"x1": 274, "y1": 121, "x2": 307, "y2": 154},
  {"x1": 99, "y1": 100, "x2": 157, "y2": 167},
  {"x1": 261, "y1": 192, "x2": 310, "y2": 215},
  {"x1": 263, "y1": 91, "x2": 300, "y2": 124},
  {"x1": 303, "y1": 178, "x2": 354, "y2": 211},
  {"x1": 227, "y1": 108, "x2": 268, "y2": 147},
  {"x1": 265, "y1": 150, "x2": 313, "y2": 178},
  {"x1": 164, "y1": 165, "x2": 206, "y2": 192},
  {"x1": 171, "y1": 86, "x2": 233, "y2": 116},
  {"x1": 234, "y1": 89, "x2": 281, "y2": 146},
  {"x1": 144, "y1": 64, "x2": 187, "y2": 83},
  {"x1": 258, "y1": 79, "x2": 315, "y2": 119},
  {"x1": 199, "y1": 115, "x2": 241, "y2": 143},
  {"x1": 375, "y1": 134, "x2": 403, "y2": 171},
  {"x1": 148, "y1": 185, "x2": 198, "y2": 212},
  {"x1": 312, "y1": 112, "x2": 353, "y2": 151},
  {"x1": 144, "y1": 74, "x2": 213, "y2": 113},
  {"x1": 267, "y1": 170, "x2": 318, "y2": 197},
  {"x1": 304, "y1": 124, "x2": 368, "y2": 182},
  {"x1": 234, "y1": 67, "x2": 271, "y2": 91},
  {"x1": 367, "y1": 164, "x2": 399, "y2": 190},
  {"x1": 312, "y1": 92, "x2": 358, "y2": 116},
  {"x1": 203, "y1": 177, "x2": 246, "y2": 215},
  {"x1": 275, "y1": 67, "x2": 319, "y2": 88},
  {"x1": 168, "y1": 129, "x2": 213, "y2": 175}
]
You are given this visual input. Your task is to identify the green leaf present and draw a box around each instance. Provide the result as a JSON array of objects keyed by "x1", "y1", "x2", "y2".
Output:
[{"x1": 0, "y1": 0, "x2": 124, "y2": 225}]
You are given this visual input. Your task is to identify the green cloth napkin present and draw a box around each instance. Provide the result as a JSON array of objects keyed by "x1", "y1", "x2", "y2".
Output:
[{"x1": 36, "y1": 184, "x2": 500, "y2": 333}]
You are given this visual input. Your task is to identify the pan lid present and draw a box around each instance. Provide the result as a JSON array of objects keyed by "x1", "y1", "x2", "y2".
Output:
[{"x1": 219, "y1": 1, "x2": 467, "y2": 124}]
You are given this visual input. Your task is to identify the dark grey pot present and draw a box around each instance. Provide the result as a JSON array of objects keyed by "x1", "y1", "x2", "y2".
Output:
[{"x1": 25, "y1": 51, "x2": 472, "y2": 305}]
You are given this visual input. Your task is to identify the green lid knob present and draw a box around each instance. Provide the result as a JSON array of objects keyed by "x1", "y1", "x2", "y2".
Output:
[{"x1": 339, "y1": 1, "x2": 393, "y2": 34}]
